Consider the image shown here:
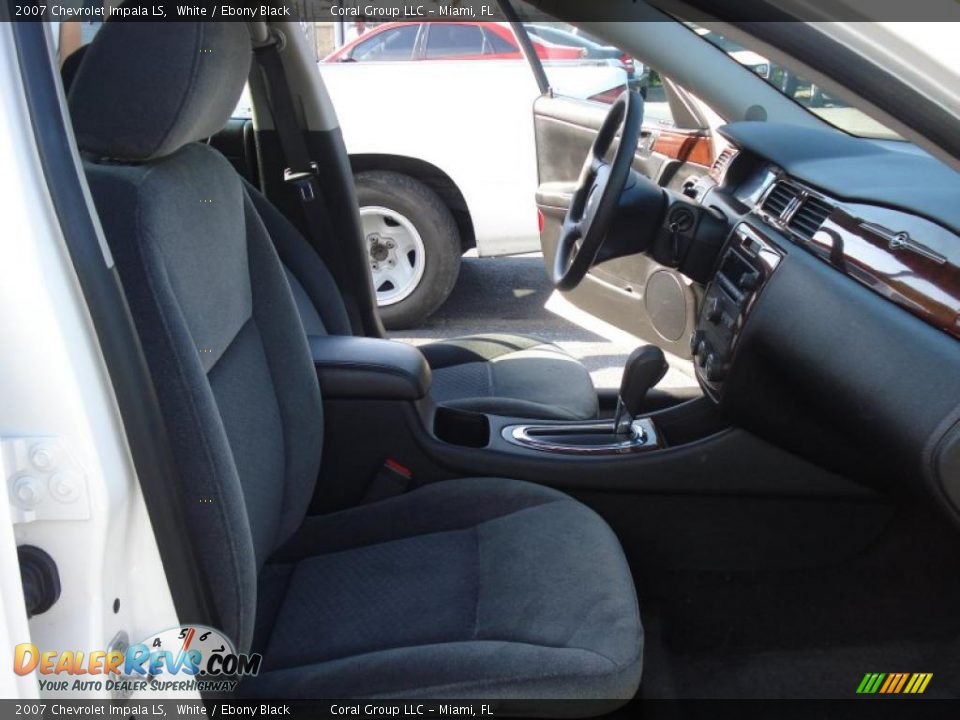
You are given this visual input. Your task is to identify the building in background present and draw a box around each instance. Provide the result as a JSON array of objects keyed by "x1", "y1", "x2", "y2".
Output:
[{"x1": 304, "y1": 22, "x2": 339, "y2": 61}]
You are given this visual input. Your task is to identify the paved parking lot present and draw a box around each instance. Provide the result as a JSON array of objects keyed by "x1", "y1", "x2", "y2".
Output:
[{"x1": 392, "y1": 253, "x2": 698, "y2": 391}]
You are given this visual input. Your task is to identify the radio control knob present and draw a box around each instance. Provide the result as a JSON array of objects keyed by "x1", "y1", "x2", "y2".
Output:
[
  {"x1": 690, "y1": 330, "x2": 703, "y2": 356},
  {"x1": 739, "y1": 271, "x2": 761, "y2": 292},
  {"x1": 705, "y1": 353, "x2": 727, "y2": 382},
  {"x1": 706, "y1": 298, "x2": 723, "y2": 323},
  {"x1": 696, "y1": 341, "x2": 709, "y2": 367}
]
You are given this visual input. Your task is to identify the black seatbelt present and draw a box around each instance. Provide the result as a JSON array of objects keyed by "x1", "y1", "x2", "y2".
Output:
[{"x1": 253, "y1": 36, "x2": 358, "y2": 329}]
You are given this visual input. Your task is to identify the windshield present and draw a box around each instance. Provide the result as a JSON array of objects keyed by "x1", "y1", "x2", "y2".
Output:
[{"x1": 689, "y1": 25, "x2": 902, "y2": 140}]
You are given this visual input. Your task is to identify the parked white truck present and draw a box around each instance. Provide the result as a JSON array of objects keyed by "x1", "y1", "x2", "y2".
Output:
[{"x1": 318, "y1": 58, "x2": 626, "y2": 327}]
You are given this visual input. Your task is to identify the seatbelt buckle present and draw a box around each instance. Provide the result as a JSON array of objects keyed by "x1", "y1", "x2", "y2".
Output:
[
  {"x1": 284, "y1": 162, "x2": 319, "y2": 202},
  {"x1": 362, "y1": 459, "x2": 413, "y2": 504}
]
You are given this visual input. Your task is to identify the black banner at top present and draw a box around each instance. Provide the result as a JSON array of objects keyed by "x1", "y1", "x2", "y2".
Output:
[
  {"x1": 4, "y1": 0, "x2": 960, "y2": 22},
  {"x1": 0, "y1": 699, "x2": 959, "y2": 719}
]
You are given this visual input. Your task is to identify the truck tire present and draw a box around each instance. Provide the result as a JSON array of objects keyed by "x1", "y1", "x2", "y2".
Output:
[{"x1": 355, "y1": 171, "x2": 462, "y2": 330}]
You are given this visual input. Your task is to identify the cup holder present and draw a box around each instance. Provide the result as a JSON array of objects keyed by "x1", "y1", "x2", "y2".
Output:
[{"x1": 434, "y1": 406, "x2": 491, "y2": 448}]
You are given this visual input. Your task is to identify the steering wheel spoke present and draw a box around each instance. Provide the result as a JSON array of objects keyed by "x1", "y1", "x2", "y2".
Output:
[
  {"x1": 564, "y1": 211, "x2": 583, "y2": 234},
  {"x1": 552, "y1": 91, "x2": 644, "y2": 291},
  {"x1": 590, "y1": 153, "x2": 607, "y2": 175}
]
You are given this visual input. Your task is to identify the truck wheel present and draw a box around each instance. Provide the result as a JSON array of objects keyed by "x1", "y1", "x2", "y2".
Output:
[{"x1": 355, "y1": 171, "x2": 462, "y2": 330}]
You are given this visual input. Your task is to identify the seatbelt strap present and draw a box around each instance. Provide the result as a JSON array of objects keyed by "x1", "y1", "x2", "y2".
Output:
[{"x1": 253, "y1": 36, "x2": 357, "y2": 325}]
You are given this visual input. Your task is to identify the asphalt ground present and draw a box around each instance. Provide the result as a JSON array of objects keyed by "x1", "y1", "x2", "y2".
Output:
[{"x1": 391, "y1": 253, "x2": 698, "y2": 391}]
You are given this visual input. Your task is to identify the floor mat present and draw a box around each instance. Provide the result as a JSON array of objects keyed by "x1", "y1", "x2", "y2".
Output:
[{"x1": 632, "y1": 505, "x2": 960, "y2": 699}]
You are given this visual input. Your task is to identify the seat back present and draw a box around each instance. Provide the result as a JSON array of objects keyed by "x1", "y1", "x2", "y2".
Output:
[
  {"x1": 244, "y1": 180, "x2": 354, "y2": 337},
  {"x1": 69, "y1": 22, "x2": 323, "y2": 651}
]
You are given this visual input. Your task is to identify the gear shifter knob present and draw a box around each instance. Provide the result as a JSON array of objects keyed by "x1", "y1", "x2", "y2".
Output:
[{"x1": 614, "y1": 345, "x2": 668, "y2": 434}]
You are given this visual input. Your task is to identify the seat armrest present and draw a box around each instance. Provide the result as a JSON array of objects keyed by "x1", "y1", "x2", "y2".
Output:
[{"x1": 308, "y1": 336, "x2": 431, "y2": 401}]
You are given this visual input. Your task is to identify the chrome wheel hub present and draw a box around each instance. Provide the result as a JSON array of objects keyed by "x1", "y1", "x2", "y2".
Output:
[{"x1": 360, "y1": 206, "x2": 426, "y2": 307}]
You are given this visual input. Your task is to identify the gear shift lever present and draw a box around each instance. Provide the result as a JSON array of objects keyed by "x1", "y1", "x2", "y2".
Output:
[{"x1": 614, "y1": 346, "x2": 668, "y2": 435}]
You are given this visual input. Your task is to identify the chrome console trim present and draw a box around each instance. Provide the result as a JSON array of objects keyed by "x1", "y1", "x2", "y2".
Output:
[{"x1": 502, "y1": 418, "x2": 660, "y2": 456}]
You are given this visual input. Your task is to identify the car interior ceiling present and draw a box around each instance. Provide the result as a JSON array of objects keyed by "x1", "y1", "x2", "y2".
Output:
[{"x1": 49, "y1": 12, "x2": 960, "y2": 708}]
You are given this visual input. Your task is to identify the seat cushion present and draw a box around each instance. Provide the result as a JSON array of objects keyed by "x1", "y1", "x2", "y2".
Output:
[
  {"x1": 243, "y1": 478, "x2": 643, "y2": 702},
  {"x1": 423, "y1": 334, "x2": 599, "y2": 421}
]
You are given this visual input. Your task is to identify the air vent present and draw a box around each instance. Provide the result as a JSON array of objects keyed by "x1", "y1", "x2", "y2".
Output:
[
  {"x1": 788, "y1": 196, "x2": 834, "y2": 240},
  {"x1": 761, "y1": 182, "x2": 800, "y2": 219},
  {"x1": 710, "y1": 147, "x2": 738, "y2": 181}
]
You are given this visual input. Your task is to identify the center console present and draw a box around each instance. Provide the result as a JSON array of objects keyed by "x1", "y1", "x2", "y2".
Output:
[
  {"x1": 308, "y1": 331, "x2": 729, "y2": 514},
  {"x1": 691, "y1": 223, "x2": 782, "y2": 399}
]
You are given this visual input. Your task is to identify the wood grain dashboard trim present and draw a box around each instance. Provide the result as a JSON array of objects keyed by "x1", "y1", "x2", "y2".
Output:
[
  {"x1": 810, "y1": 211, "x2": 960, "y2": 339},
  {"x1": 652, "y1": 130, "x2": 713, "y2": 167}
]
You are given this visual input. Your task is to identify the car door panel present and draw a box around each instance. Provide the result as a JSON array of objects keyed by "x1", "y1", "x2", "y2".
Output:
[{"x1": 534, "y1": 94, "x2": 710, "y2": 359}]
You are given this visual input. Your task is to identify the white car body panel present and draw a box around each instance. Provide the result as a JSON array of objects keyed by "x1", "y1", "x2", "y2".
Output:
[
  {"x1": 0, "y1": 24, "x2": 185, "y2": 700},
  {"x1": 319, "y1": 59, "x2": 627, "y2": 257}
]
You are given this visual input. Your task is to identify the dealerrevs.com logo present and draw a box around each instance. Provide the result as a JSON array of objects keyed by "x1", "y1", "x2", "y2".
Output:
[{"x1": 14, "y1": 625, "x2": 261, "y2": 693}]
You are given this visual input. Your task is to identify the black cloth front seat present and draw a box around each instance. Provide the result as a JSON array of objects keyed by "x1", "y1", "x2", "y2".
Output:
[
  {"x1": 69, "y1": 22, "x2": 642, "y2": 707},
  {"x1": 59, "y1": 40, "x2": 599, "y2": 423}
]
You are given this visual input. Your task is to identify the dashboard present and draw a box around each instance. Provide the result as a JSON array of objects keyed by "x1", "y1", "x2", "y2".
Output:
[
  {"x1": 727, "y1": 155, "x2": 959, "y2": 340},
  {"x1": 683, "y1": 122, "x2": 960, "y2": 520}
]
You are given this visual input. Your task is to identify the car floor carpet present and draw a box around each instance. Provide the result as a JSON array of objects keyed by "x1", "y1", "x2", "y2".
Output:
[{"x1": 626, "y1": 504, "x2": 960, "y2": 701}]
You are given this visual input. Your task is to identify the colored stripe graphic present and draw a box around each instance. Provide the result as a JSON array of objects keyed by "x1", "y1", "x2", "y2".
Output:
[
  {"x1": 892, "y1": 673, "x2": 909, "y2": 693},
  {"x1": 907, "y1": 673, "x2": 933, "y2": 694},
  {"x1": 857, "y1": 672, "x2": 932, "y2": 694},
  {"x1": 879, "y1": 674, "x2": 896, "y2": 693},
  {"x1": 856, "y1": 673, "x2": 885, "y2": 694}
]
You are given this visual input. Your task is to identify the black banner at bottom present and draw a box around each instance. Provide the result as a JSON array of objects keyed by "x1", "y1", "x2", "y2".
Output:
[{"x1": 3, "y1": 699, "x2": 960, "y2": 720}]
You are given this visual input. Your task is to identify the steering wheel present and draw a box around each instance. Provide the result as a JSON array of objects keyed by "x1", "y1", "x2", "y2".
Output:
[{"x1": 553, "y1": 90, "x2": 644, "y2": 291}]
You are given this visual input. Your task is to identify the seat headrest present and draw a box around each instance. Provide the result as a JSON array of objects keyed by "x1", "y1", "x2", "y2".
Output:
[{"x1": 68, "y1": 22, "x2": 251, "y2": 162}]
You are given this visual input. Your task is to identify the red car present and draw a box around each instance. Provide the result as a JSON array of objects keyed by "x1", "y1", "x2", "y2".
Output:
[{"x1": 324, "y1": 22, "x2": 587, "y2": 63}]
